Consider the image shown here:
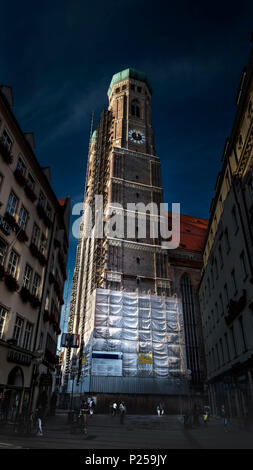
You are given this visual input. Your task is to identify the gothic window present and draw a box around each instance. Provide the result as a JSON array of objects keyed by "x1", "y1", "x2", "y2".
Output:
[
  {"x1": 131, "y1": 100, "x2": 140, "y2": 118},
  {"x1": 180, "y1": 274, "x2": 201, "y2": 385}
]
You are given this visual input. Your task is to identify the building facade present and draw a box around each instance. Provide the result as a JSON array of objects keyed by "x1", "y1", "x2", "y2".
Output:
[
  {"x1": 0, "y1": 85, "x2": 70, "y2": 421},
  {"x1": 168, "y1": 213, "x2": 208, "y2": 397},
  {"x1": 199, "y1": 46, "x2": 253, "y2": 418},
  {"x1": 63, "y1": 69, "x2": 190, "y2": 412}
]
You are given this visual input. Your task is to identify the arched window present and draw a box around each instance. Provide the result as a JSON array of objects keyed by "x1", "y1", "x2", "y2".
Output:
[
  {"x1": 131, "y1": 100, "x2": 140, "y2": 118},
  {"x1": 7, "y1": 366, "x2": 24, "y2": 387},
  {"x1": 180, "y1": 274, "x2": 201, "y2": 386}
]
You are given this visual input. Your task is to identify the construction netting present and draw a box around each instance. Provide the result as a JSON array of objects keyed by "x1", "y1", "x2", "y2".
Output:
[{"x1": 81, "y1": 288, "x2": 187, "y2": 381}]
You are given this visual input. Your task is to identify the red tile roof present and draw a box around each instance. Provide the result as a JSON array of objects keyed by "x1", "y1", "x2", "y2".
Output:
[{"x1": 168, "y1": 212, "x2": 209, "y2": 253}]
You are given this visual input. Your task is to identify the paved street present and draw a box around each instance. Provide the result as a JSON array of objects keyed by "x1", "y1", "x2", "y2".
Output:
[{"x1": 0, "y1": 412, "x2": 252, "y2": 449}]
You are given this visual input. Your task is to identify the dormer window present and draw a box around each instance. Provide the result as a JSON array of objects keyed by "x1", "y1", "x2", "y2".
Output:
[
  {"x1": 38, "y1": 191, "x2": 45, "y2": 207},
  {"x1": 16, "y1": 156, "x2": 26, "y2": 175},
  {"x1": 1, "y1": 129, "x2": 12, "y2": 150}
]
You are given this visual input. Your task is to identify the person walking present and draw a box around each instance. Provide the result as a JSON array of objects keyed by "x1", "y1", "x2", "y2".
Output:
[
  {"x1": 119, "y1": 402, "x2": 126, "y2": 424},
  {"x1": 36, "y1": 404, "x2": 44, "y2": 436},
  {"x1": 160, "y1": 403, "x2": 165, "y2": 416},
  {"x1": 221, "y1": 404, "x2": 229, "y2": 432},
  {"x1": 112, "y1": 402, "x2": 118, "y2": 417},
  {"x1": 89, "y1": 399, "x2": 95, "y2": 417},
  {"x1": 156, "y1": 404, "x2": 161, "y2": 416},
  {"x1": 203, "y1": 411, "x2": 208, "y2": 427},
  {"x1": 79, "y1": 399, "x2": 89, "y2": 435}
]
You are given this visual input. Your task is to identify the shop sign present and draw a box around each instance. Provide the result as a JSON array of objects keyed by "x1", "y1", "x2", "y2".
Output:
[
  {"x1": 92, "y1": 351, "x2": 123, "y2": 376},
  {"x1": 39, "y1": 373, "x2": 52, "y2": 386},
  {"x1": 7, "y1": 350, "x2": 32, "y2": 366}
]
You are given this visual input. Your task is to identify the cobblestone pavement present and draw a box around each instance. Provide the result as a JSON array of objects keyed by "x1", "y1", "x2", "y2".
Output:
[{"x1": 0, "y1": 412, "x2": 252, "y2": 449}]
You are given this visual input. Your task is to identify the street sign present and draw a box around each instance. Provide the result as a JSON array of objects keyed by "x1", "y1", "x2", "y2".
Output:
[{"x1": 61, "y1": 333, "x2": 80, "y2": 348}]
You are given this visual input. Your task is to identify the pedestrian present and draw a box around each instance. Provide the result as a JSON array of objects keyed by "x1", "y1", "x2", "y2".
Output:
[
  {"x1": 112, "y1": 401, "x2": 118, "y2": 417},
  {"x1": 156, "y1": 404, "x2": 160, "y2": 416},
  {"x1": 160, "y1": 403, "x2": 165, "y2": 416},
  {"x1": 221, "y1": 405, "x2": 229, "y2": 432},
  {"x1": 203, "y1": 412, "x2": 208, "y2": 427},
  {"x1": 36, "y1": 404, "x2": 44, "y2": 436},
  {"x1": 79, "y1": 399, "x2": 89, "y2": 435},
  {"x1": 119, "y1": 402, "x2": 126, "y2": 424},
  {"x1": 89, "y1": 399, "x2": 94, "y2": 417}
]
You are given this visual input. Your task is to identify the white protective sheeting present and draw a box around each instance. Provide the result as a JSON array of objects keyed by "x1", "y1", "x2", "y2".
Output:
[{"x1": 85, "y1": 288, "x2": 187, "y2": 379}]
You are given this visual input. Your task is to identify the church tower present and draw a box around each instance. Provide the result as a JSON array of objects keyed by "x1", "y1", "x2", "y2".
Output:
[{"x1": 64, "y1": 69, "x2": 187, "y2": 407}]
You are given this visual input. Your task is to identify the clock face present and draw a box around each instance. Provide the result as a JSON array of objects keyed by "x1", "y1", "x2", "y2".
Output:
[{"x1": 128, "y1": 129, "x2": 146, "y2": 144}]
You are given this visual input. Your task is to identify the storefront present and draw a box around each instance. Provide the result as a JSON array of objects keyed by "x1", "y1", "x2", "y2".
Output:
[{"x1": 0, "y1": 344, "x2": 33, "y2": 423}]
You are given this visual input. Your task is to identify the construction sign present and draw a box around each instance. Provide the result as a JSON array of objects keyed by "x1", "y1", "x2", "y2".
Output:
[
  {"x1": 138, "y1": 353, "x2": 152, "y2": 364},
  {"x1": 81, "y1": 355, "x2": 86, "y2": 365}
]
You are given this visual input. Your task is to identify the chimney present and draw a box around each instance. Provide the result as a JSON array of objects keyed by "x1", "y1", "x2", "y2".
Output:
[
  {"x1": 42, "y1": 167, "x2": 51, "y2": 182},
  {"x1": 24, "y1": 132, "x2": 35, "y2": 150},
  {"x1": 0, "y1": 86, "x2": 14, "y2": 108}
]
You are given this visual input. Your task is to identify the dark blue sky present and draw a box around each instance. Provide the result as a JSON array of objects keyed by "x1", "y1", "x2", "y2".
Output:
[{"x1": 1, "y1": 0, "x2": 253, "y2": 317}]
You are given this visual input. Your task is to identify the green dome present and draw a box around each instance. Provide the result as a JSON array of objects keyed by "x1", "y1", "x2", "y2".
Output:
[
  {"x1": 91, "y1": 130, "x2": 97, "y2": 142},
  {"x1": 107, "y1": 68, "x2": 152, "y2": 97}
]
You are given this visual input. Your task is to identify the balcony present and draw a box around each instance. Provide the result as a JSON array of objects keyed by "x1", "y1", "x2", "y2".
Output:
[{"x1": 4, "y1": 273, "x2": 19, "y2": 292}]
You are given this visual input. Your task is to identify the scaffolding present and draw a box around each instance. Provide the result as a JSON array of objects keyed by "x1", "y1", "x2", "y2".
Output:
[{"x1": 74, "y1": 288, "x2": 188, "y2": 395}]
